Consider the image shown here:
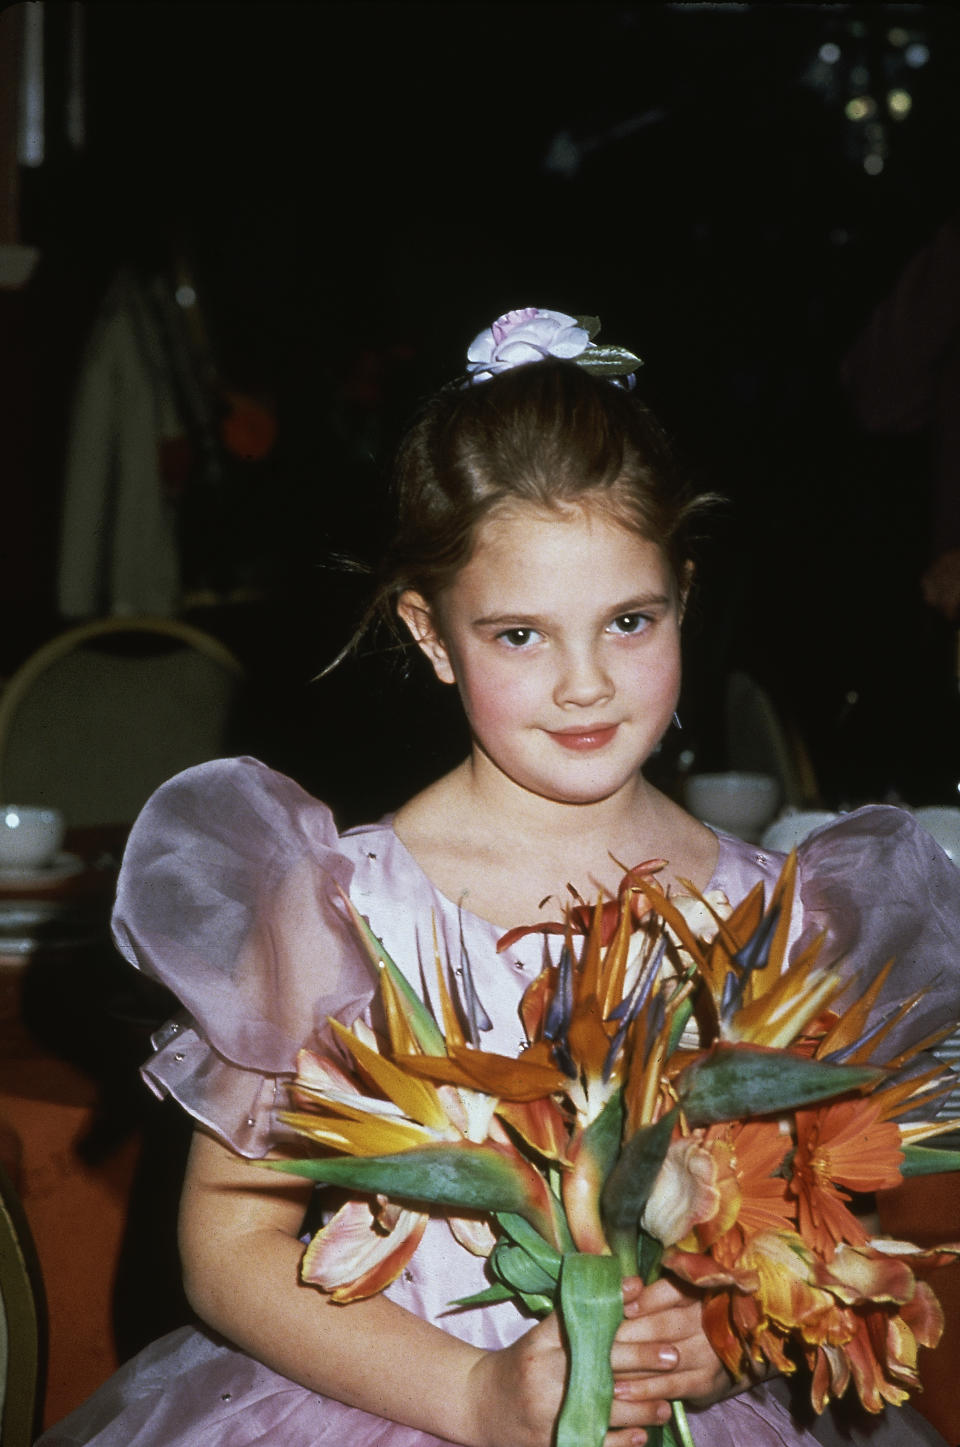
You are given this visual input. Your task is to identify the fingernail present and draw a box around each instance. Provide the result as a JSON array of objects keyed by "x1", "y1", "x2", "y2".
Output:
[
  {"x1": 657, "y1": 1403, "x2": 673, "y2": 1424},
  {"x1": 658, "y1": 1346, "x2": 679, "y2": 1368}
]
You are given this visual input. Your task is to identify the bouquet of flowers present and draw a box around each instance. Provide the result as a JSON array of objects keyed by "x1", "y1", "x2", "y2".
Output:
[{"x1": 267, "y1": 854, "x2": 960, "y2": 1447}]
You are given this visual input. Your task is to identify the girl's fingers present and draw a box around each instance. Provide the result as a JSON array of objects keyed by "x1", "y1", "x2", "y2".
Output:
[
  {"x1": 614, "y1": 1279, "x2": 732, "y2": 1404},
  {"x1": 606, "y1": 1393, "x2": 675, "y2": 1436},
  {"x1": 610, "y1": 1339, "x2": 679, "y2": 1375},
  {"x1": 613, "y1": 1345, "x2": 733, "y2": 1409},
  {"x1": 621, "y1": 1275, "x2": 693, "y2": 1316},
  {"x1": 613, "y1": 1361, "x2": 726, "y2": 1402}
]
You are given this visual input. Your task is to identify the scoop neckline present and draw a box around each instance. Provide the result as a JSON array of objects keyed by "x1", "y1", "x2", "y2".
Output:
[{"x1": 354, "y1": 815, "x2": 735, "y2": 938}]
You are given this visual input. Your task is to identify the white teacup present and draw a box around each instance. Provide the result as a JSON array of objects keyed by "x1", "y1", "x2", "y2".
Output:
[
  {"x1": 760, "y1": 810, "x2": 839, "y2": 853},
  {"x1": 0, "y1": 804, "x2": 66, "y2": 870},
  {"x1": 684, "y1": 772, "x2": 780, "y2": 840},
  {"x1": 913, "y1": 807, "x2": 960, "y2": 865}
]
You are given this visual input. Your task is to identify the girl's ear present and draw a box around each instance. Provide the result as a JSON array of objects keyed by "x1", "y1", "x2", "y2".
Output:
[{"x1": 397, "y1": 591, "x2": 457, "y2": 685}]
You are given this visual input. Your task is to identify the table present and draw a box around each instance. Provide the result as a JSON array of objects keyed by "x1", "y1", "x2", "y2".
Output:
[{"x1": 0, "y1": 826, "x2": 144, "y2": 1428}]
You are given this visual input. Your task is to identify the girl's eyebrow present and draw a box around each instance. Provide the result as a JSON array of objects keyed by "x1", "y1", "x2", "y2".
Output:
[{"x1": 472, "y1": 594, "x2": 671, "y2": 628}]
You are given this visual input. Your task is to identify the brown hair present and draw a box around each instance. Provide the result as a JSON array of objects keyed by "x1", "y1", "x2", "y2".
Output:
[{"x1": 334, "y1": 359, "x2": 716, "y2": 664}]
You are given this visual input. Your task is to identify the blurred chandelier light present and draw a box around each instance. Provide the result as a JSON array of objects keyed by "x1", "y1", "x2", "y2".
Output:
[{"x1": 802, "y1": 14, "x2": 930, "y2": 177}]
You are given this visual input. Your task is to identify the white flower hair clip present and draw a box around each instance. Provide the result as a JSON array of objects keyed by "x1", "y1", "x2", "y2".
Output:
[{"x1": 465, "y1": 307, "x2": 642, "y2": 388}]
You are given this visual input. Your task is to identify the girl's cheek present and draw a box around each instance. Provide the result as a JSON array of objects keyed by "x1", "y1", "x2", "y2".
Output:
[{"x1": 468, "y1": 657, "x2": 535, "y2": 714}]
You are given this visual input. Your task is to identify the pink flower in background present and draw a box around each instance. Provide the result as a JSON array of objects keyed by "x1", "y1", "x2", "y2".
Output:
[{"x1": 466, "y1": 308, "x2": 591, "y2": 382}]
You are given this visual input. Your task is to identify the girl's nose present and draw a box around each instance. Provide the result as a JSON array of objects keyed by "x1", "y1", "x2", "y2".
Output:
[{"x1": 553, "y1": 649, "x2": 614, "y2": 708}]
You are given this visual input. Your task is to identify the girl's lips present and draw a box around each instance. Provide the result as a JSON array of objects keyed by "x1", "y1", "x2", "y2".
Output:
[{"x1": 548, "y1": 724, "x2": 619, "y2": 752}]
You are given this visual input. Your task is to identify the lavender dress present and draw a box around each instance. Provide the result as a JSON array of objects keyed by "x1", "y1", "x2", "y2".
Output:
[{"x1": 39, "y1": 758, "x2": 958, "y2": 1447}]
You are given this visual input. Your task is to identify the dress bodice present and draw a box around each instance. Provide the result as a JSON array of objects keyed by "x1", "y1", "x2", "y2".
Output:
[
  {"x1": 37, "y1": 756, "x2": 958, "y2": 1447},
  {"x1": 113, "y1": 757, "x2": 960, "y2": 1162}
]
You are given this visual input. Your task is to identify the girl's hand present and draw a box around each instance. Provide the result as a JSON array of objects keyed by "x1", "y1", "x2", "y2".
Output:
[
  {"x1": 464, "y1": 1311, "x2": 567, "y2": 1447},
  {"x1": 465, "y1": 1304, "x2": 680, "y2": 1447},
  {"x1": 614, "y1": 1276, "x2": 733, "y2": 1411}
]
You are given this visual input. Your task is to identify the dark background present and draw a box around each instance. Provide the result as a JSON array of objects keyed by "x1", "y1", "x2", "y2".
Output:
[{"x1": 7, "y1": 0, "x2": 960, "y2": 822}]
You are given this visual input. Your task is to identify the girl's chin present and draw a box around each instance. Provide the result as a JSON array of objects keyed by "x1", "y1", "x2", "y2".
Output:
[
  {"x1": 471, "y1": 735, "x2": 664, "y2": 806},
  {"x1": 513, "y1": 765, "x2": 646, "y2": 809}
]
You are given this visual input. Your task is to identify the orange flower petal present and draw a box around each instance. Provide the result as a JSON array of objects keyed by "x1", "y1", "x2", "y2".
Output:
[
  {"x1": 497, "y1": 1095, "x2": 571, "y2": 1162},
  {"x1": 302, "y1": 1197, "x2": 427, "y2": 1301},
  {"x1": 400, "y1": 1043, "x2": 567, "y2": 1101}
]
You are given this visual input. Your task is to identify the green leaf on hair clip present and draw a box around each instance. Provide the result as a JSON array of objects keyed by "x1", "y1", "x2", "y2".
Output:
[
  {"x1": 576, "y1": 344, "x2": 643, "y2": 377},
  {"x1": 574, "y1": 315, "x2": 602, "y2": 340}
]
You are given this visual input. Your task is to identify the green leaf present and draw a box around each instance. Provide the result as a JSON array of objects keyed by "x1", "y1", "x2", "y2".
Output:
[
  {"x1": 677, "y1": 1044, "x2": 882, "y2": 1126},
  {"x1": 495, "y1": 1211, "x2": 563, "y2": 1280},
  {"x1": 490, "y1": 1240, "x2": 558, "y2": 1296},
  {"x1": 637, "y1": 1226, "x2": 664, "y2": 1287},
  {"x1": 516, "y1": 1290, "x2": 554, "y2": 1315},
  {"x1": 646, "y1": 1421, "x2": 685, "y2": 1447},
  {"x1": 900, "y1": 1142, "x2": 960, "y2": 1176},
  {"x1": 666, "y1": 995, "x2": 695, "y2": 1057},
  {"x1": 577, "y1": 344, "x2": 642, "y2": 377},
  {"x1": 582, "y1": 1089, "x2": 625, "y2": 1184},
  {"x1": 574, "y1": 314, "x2": 602, "y2": 340},
  {"x1": 556, "y1": 1253, "x2": 624, "y2": 1447},
  {"x1": 449, "y1": 1282, "x2": 515, "y2": 1308},
  {"x1": 264, "y1": 1143, "x2": 534, "y2": 1217},
  {"x1": 451, "y1": 1279, "x2": 552, "y2": 1315},
  {"x1": 341, "y1": 897, "x2": 446, "y2": 1054},
  {"x1": 601, "y1": 1107, "x2": 678, "y2": 1276}
]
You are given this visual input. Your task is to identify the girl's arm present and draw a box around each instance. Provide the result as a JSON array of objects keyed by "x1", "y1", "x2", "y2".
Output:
[
  {"x1": 179, "y1": 1127, "x2": 721, "y2": 1446},
  {"x1": 179, "y1": 1127, "x2": 495, "y2": 1440}
]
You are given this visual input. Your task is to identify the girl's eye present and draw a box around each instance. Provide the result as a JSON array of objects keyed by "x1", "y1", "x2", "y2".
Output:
[
  {"x1": 608, "y1": 613, "x2": 649, "y2": 636},
  {"x1": 497, "y1": 627, "x2": 540, "y2": 649}
]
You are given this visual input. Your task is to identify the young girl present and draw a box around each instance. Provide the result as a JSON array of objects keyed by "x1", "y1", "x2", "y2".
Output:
[{"x1": 42, "y1": 310, "x2": 958, "y2": 1447}]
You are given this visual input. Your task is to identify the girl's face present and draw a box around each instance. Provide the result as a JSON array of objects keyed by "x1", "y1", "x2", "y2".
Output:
[{"x1": 400, "y1": 501, "x2": 686, "y2": 807}]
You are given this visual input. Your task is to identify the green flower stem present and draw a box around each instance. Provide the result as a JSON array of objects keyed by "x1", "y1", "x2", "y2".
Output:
[
  {"x1": 672, "y1": 1400, "x2": 696, "y2": 1447},
  {"x1": 638, "y1": 1230, "x2": 664, "y2": 1286},
  {"x1": 645, "y1": 1428, "x2": 681, "y2": 1447},
  {"x1": 636, "y1": 1231, "x2": 687, "y2": 1447},
  {"x1": 555, "y1": 1253, "x2": 623, "y2": 1447}
]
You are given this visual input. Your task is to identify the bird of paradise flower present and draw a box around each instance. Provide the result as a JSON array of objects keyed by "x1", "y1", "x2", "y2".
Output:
[{"x1": 265, "y1": 858, "x2": 960, "y2": 1447}]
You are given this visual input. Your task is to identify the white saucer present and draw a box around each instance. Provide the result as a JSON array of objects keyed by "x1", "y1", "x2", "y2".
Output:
[
  {"x1": 0, "y1": 896, "x2": 102, "y2": 954},
  {"x1": 0, "y1": 852, "x2": 85, "y2": 888}
]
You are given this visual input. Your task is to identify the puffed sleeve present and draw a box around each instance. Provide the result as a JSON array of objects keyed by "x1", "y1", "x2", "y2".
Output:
[
  {"x1": 111, "y1": 756, "x2": 377, "y2": 1157},
  {"x1": 795, "y1": 805, "x2": 960, "y2": 1065}
]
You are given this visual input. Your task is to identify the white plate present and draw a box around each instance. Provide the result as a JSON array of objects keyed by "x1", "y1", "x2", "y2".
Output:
[
  {"x1": 0, "y1": 898, "x2": 101, "y2": 954},
  {"x1": 0, "y1": 852, "x2": 85, "y2": 888}
]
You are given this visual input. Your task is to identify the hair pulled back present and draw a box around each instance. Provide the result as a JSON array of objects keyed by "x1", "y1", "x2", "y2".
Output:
[
  {"x1": 356, "y1": 359, "x2": 714, "y2": 653},
  {"x1": 379, "y1": 358, "x2": 709, "y2": 613}
]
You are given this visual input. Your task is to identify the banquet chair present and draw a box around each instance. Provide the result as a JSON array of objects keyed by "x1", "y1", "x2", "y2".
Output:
[
  {"x1": 0, "y1": 617, "x2": 245, "y2": 828},
  {"x1": 724, "y1": 671, "x2": 821, "y2": 811},
  {"x1": 0, "y1": 1161, "x2": 46, "y2": 1447}
]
